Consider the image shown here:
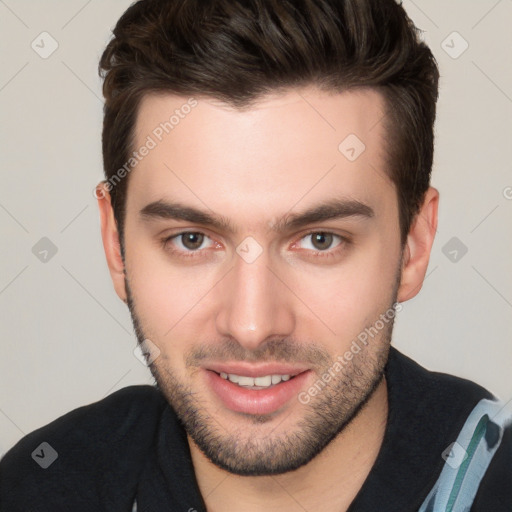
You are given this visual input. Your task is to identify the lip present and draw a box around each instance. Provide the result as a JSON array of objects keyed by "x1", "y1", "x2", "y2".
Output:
[
  {"x1": 204, "y1": 362, "x2": 310, "y2": 378},
  {"x1": 204, "y1": 368, "x2": 312, "y2": 415}
]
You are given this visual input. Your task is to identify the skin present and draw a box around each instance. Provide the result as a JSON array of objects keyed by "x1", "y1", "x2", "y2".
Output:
[{"x1": 97, "y1": 85, "x2": 438, "y2": 511}]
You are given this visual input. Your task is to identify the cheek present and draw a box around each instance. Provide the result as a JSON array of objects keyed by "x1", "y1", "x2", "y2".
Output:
[
  {"x1": 291, "y1": 238, "x2": 400, "y2": 344},
  {"x1": 124, "y1": 237, "x2": 219, "y2": 341}
]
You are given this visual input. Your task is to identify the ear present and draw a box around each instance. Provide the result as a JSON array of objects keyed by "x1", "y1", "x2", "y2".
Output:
[
  {"x1": 397, "y1": 187, "x2": 439, "y2": 302},
  {"x1": 96, "y1": 182, "x2": 127, "y2": 303}
]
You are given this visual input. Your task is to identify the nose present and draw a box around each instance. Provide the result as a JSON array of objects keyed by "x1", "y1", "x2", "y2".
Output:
[{"x1": 215, "y1": 245, "x2": 295, "y2": 351}]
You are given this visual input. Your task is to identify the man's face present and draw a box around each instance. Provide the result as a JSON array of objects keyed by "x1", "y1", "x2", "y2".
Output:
[{"x1": 122, "y1": 86, "x2": 403, "y2": 475}]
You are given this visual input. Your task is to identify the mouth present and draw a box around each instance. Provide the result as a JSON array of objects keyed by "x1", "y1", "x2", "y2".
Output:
[
  {"x1": 217, "y1": 371, "x2": 295, "y2": 389},
  {"x1": 203, "y1": 366, "x2": 312, "y2": 416}
]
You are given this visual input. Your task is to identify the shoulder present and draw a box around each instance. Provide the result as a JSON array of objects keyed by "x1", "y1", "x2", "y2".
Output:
[
  {"x1": 387, "y1": 346, "x2": 504, "y2": 465},
  {"x1": 1, "y1": 384, "x2": 166, "y2": 457},
  {"x1": 0, "y1": 385, "x2": 167, "y2": 510},
  {"x1": 387, "y1": 347, "x2": 512, "y2": 507},
  {"x1": 386, "y1": 346, "x2": 496, "y2": 421}
]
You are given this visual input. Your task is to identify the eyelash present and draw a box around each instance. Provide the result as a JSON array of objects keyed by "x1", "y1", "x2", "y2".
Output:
[{"x1": 160, "y1": 231, "x2": 350, "y2": 260}]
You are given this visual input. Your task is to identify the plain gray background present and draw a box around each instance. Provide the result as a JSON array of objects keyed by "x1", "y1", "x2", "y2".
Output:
[{"x1": 1, "y1": 0, "x2": 511, "y2": 456}]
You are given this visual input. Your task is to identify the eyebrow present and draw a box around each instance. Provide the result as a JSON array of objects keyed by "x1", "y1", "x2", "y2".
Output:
[{"x1": 139, "y1": 197, "x2": 374, "y2": 234}]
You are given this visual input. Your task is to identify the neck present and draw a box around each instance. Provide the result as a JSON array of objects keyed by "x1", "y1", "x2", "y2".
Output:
[{"x1": 188, "y1": 376, "x2": 388, "y2": 512}]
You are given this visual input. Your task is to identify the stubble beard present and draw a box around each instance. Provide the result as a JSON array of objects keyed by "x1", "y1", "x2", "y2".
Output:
[{"x1": 125, "y1": 275, "x2": 399, "y2": 476}]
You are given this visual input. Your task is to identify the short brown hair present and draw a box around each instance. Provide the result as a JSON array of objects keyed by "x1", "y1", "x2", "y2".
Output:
[{"x1": 99, "y1": 0, "x2": 439, "y2": 246}]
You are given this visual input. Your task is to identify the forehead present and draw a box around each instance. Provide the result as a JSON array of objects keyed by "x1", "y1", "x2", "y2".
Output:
[{"x1": 127, "y1": 86, "x2": 394, "y2": 230}]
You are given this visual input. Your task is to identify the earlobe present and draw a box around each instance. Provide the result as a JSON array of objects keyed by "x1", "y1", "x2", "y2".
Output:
[
  {"x1": 397, "y1": 187, "x2": 439, "y2": 302},
  {"x1": 96, "y1": 182, "x2": 127, "y2": 302}
]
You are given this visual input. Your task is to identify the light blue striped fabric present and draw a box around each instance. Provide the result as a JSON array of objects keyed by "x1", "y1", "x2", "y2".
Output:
[{"x1": 419, "y1": 397, "x2": 512, "y2": 512}]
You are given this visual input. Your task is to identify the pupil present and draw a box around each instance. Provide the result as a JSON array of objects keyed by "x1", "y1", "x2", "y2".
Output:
[{"x1": 313, "y1": 232, "x2": 332, "y2": 250}]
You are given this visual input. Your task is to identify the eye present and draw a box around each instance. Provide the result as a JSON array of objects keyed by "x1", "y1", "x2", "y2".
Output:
[
  {"x1": 295, "y1": 232, "x2": 347, "y2": 257},
  {"x1": 163, "y1": 231, "x2": 215, "y2": 255}
]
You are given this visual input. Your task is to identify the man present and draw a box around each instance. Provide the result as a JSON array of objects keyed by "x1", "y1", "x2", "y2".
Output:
[{"x1": 1, "y1": 0, "x2": 510, "y2": 510}]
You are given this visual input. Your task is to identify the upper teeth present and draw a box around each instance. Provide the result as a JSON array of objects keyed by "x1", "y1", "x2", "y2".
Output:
[{"x1": 220, "y1": 372, "x2": 291, "y2": 388}]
